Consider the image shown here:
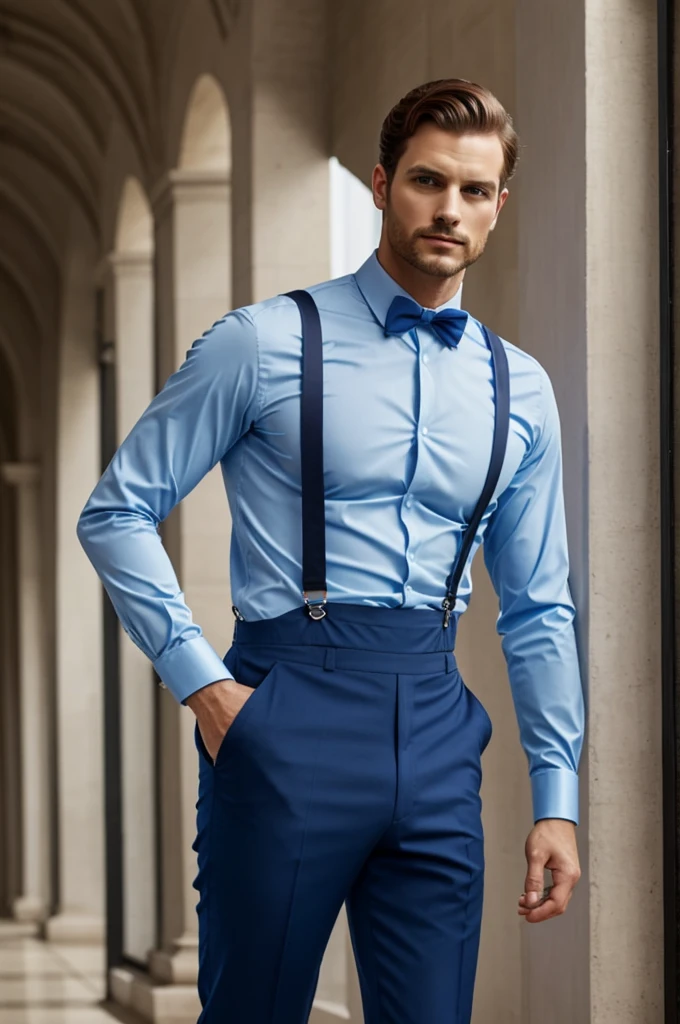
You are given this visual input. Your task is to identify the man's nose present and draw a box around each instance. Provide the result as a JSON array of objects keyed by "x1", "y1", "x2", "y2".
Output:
[{"x1": 434, "y1": 189, "x2": 463, "y2": 224}]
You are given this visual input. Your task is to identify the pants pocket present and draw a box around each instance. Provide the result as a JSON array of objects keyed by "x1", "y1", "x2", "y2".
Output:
[
  {"x1": 463, "y1": 682, "x2": 493, "y2": 753},
  {"x1": 194, "y1": 651, "x2": 281, "y2": 770},
  {"x1": 214, "y1": 659, "x2": 280, "y2": 765}
]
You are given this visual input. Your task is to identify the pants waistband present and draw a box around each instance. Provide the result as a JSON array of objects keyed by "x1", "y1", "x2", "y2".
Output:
[
  {"x1": 232, "y1": 641, "x2": 458, "y2": 676},
  {"x1": 233, "y1": 601, "x2": 459, "y2": 658}
]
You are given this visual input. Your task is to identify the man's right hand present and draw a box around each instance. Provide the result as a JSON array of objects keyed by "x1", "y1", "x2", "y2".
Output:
[{"x1": 186, "y1": 678, "x2": 256, "y2": 763}]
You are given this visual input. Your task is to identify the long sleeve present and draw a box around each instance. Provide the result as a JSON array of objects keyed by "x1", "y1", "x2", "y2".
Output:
[
  {"x1": 482, "y1": 368, "x2": 585, "y2": 825},
  {"x1": 76, "y1": 309, "x2": 260, "y2": 705}
]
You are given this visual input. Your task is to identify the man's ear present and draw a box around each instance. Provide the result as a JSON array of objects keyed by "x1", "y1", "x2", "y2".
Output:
[
  {"x1": 372, "y1": 164, "x2": 389, "y2": 211},
  {"x1": 489, "y1": 187, "x2": 509, "y2": 231}
]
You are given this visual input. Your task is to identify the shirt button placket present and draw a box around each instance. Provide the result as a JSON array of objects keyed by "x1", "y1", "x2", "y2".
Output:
[{"x1": 405, "y1": 327, "x2": 427, "y2": 604}]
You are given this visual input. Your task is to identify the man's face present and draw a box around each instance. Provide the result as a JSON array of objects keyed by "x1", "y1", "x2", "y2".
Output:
[{"x1": 373, "y1": 123, "x2": 509, "y2": 280}]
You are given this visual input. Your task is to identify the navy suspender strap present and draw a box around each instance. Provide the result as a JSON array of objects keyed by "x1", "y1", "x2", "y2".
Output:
[
  {"x1": 283, "y1": 291, "x2": 511, "y2": 629},
  {"x1": 441, "y1": 324, "x2": 510, "y2": 628},
  {"x1": 284, "y1": 289, "x2": 329, "y2": 619}
]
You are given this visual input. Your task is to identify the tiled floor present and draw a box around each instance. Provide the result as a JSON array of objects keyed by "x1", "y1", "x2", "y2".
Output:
[{"x1": 0, "y1": 920, "x2": 131, "y2": 1023}]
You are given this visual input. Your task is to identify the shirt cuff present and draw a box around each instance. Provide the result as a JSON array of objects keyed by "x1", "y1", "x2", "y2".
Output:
[
  {"x1": 531, "y1": 768, "x2": 580, "y2": 825},
  {"x1": 153, "y1": 636, "x2": 234, "y2": 705}
]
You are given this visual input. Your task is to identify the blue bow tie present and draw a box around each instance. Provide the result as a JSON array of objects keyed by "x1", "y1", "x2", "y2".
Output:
[{"x1": 384, "y1": 295, "x2": 468, "y2": 349}]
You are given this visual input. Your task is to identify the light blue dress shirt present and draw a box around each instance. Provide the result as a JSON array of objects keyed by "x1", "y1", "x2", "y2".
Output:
[{"x1": 77, "y1": 249, "x2": 585, "y2": 824}]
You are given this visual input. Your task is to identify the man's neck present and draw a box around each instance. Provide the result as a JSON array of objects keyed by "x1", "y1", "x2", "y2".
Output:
[{"x1": 376, "y1": 239, "x2": 464, "y2": 309}]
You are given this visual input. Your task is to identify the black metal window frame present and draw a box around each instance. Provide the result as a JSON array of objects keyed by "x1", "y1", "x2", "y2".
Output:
[{"x1": 658, "y1": 0, "x2": 678, "y2": 1020}]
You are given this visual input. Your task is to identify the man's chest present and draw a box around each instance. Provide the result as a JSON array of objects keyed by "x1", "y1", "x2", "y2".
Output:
[{"x1": 246, "y1": 325, "x2": 535, "y2": 521}]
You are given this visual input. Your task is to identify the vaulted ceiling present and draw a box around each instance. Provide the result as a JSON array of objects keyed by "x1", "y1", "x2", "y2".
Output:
[{"x1": 0, "y1": 0, "x2": 238, "y2": 451}]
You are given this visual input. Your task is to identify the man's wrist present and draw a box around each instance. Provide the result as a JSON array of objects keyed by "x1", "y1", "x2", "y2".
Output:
[
  {"x1": 153, "y1": 637, "x2": 234, "y2": 705},
  {"x1": 185, "y1": 678, "x2": 231, "y2": 714},
  {"x1": 534, "y1": 817, "x2": 577, "y2": 828},
  {"x1": 531, "y1": 768, "x2": 580, "y2": 826}
]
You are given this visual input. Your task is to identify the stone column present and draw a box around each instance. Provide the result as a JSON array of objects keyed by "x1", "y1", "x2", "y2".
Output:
[
  {"x1": 0, "y1": 449, "x2": 21, "y2": 920},
  {"x1": 46, "y1": 220, "x2": 105, "y2": 944},
  {"x1": 109, "y1": 3, "x2": 331, "y2": 1014},
  {"x1": 230, "y1": 0, "x2": 331, "y2": 307},
  {"x1": 146, "y1": 167, "x2": 233, "y2": 1000},
  {"x1": 516, "y1": 0, "x2": 663, "y2": 1021},
  {"x1": 0, "y1": 462, "x2": 51, "y2": 925},
  {"x1": 109, "y1": 250, "x2": 158, "y2": 965}
]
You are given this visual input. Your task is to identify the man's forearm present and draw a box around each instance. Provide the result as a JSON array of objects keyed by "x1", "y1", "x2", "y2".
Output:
[{"x1": 502, "y1": 617, "x2": 585, "y2": 825}]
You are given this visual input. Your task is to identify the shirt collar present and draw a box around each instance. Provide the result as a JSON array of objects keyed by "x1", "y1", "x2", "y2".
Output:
[{"x1": 353, "y1": 248, "x2": 463, "y2": 330}]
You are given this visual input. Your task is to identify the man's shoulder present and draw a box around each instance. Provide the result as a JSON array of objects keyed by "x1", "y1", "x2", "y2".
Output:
[
  {"x1": 468, "y1": 316, "x2": 553, "y2": 389},
  {"x1": 199, "y1": 271, "x2": 365, "y2": 367},
  {"x1": 236, "y1": 271, "x2": 361, "y2": 327}
]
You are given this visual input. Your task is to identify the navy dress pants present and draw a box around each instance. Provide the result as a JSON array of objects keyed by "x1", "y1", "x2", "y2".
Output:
[{"x1": 192, "y1": 603, "x2": 492, "y2": 1024}]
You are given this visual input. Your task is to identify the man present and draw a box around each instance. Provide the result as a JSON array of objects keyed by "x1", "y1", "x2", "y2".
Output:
[{"x1": 78, "y1": 78, "x2": 584, "y2": 1024}]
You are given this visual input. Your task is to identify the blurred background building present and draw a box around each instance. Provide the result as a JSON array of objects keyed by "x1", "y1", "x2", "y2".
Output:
[{"x1": 0, "y1": 0, "x2": 673, "y2": 1022}]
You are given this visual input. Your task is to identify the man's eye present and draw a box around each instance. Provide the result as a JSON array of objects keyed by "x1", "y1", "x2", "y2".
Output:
[
  {"x1": 415, "y1": 176, "x2": 437, "y2": 186},
  {"x1": 465, "y1": 187, "x2": 487, "y2": 197}
]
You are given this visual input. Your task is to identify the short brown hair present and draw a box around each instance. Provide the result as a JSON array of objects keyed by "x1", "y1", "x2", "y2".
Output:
[{"x1": 379, "y1": 78, "x2": 519, "y2": 191}]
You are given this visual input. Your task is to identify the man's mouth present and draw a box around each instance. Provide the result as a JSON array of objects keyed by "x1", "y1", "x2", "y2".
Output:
[{"x1": 422, "y1": 235, "x2": 465, "y2": 246}]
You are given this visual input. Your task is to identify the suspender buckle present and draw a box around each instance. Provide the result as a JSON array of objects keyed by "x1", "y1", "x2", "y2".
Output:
[
  {"x1": 232, "y1": 604, "x2": 245, "y2": 621},
  {"x1": 303, "y1": 590, "x2": 327, "y2": 620},
  {"x1": 441, "y1": 596, "x2": 453, "y2": 630}
]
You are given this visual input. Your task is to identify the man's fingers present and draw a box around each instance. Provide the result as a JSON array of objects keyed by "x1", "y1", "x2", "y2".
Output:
[
  {"x1": 523, "y1": 860, "x2": 546, "y2": 906},
  {"x1": 518, "y1": 880, "x2": 574, "y2": 922},
  {"x1": 198, "y1": 681, "x2": 257, "y2": 757},
  {"x1": 520, "y1": 821, "x2": 581, "y2": 923}
]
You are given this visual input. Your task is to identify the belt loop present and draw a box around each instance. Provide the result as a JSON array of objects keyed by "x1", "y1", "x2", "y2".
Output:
[
  {"x1": 445, "y1": 651, "x2": 454, "y2": 674},
  {"x1": 324, "y1": 647, "x2": 336, "y2": 672}
]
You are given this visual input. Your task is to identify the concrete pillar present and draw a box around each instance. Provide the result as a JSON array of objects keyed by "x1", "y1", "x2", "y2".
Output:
[
  {"x1": 422, "y1": 6, "x2": 527, "y2": 1021},
  {"x1": 231, "y1": 0, "x2": 331, "y2": 306},
  {"x1": 328, "y1": 1, "x2": 523, "y2": 1007},
  {"x1": 111, "y1": 251, "x2": 155, "y2": 429},
  {"x1": 46, "y1": 219, "x2": 105, "y2": 944},
  {"x1": 120, "y1": 6, "x2": 333, "y2": 1009},
  {"x1": 109, "y1": 250, "x2": 158, "y2": 964},
  {"x1": 516, "y1": 0, "x2": 663, "y2": 1020},
  {"x1": 0, "y1": 445, "x2": 21, "y2": 919},
  {"x1": 0, "y1": 462, "x2": 51, "y2": 924},
  {"x1": 144, "y1": 168, "x2": 232, "y2": 1009},
  {"x1": 233, "y1": 3, "x2": 340, "y2": 1015}
]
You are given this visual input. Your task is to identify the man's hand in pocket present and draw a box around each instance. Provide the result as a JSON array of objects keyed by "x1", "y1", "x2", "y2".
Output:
[{"x1": 186, "y1": 678, "x2": 255, "y2": 763}]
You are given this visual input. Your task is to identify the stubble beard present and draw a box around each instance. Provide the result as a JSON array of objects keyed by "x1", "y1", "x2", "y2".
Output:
[{"x1": 385, "y1": 205, "x2": 487, "y2": 281}]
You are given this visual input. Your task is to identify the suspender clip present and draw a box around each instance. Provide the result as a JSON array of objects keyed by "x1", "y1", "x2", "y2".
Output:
[
  {"x1": 232, "y1": 604, "x2": 245, "y2": 621},
  {"x1": 442, "y1": 596, "x2": 453, "y2": 630},
  {"x1": 303, "y1": 590, "x2": 327, "y2": 620}
]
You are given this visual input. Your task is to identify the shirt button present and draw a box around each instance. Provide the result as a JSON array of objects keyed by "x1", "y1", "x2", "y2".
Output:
[
  {"x1": 422, "y1": 353, "x2": 429, "y2": 364},
  {"x1": 422, "y1": 427, "x2": 429, "y2": 435},
  {"x1": 408, "y1": 552, "x2": 415, "y2": 561},
  {"x1": 406, "y1": 585, "x2": 412, "y2": 591}
]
